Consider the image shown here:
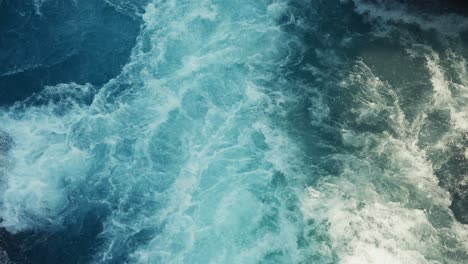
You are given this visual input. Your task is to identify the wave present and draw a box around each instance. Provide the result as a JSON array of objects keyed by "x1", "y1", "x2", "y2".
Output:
[
  {"x1": 0, "y1": 0, "x2": 314, "y2": 263},
  {"x1": 0, "y1": 0, "x2": 467, "y2": 263}
]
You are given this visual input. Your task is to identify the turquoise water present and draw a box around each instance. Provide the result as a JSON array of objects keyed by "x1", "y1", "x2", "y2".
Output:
[{"x1": 0, "y1": 0, "x2": 467, "y2": 263}]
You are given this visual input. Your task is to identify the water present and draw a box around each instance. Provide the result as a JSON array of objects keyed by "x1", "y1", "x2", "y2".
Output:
[
  {"x1": 0, "y1": 0, "x2": 467, "y2": 263},
  {"x1": 0, "y1": 0, "x2": 141, "y2": 105}
]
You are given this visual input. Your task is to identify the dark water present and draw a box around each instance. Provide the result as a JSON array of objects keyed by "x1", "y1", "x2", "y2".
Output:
[
  {"x1": 0, "y1": 0, "x2": 142, "y2": 105},
  {"x1": 0, "y1": 0, "x2": 467, "y2": 263}
]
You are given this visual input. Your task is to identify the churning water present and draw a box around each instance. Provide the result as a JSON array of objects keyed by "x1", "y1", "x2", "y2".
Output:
[{"x1": 0, "y1": 0, "x2": 467, "y2": 263}]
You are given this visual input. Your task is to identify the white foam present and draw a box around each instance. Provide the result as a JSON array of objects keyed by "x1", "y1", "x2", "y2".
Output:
[
  {"x1": 351, "y1": 0, "x2": 468, "y2": 36},
  {"x1": 425, "y1": 50, "x2": 468, "y2": 131},
  {"x1": 0, "y1": 89, "x2": 90, "y2": 231},
  {"x1": 81, "y1": 0, "x2": 312, "y2": 262},
  {"x1": 33, "y1": 0, "x2": 47, "y2": 16},
  {"x1": 301, "y1": 60, "x2": 468, "y2": 264}
]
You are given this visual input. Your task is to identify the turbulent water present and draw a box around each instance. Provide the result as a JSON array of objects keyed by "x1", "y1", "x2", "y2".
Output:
[{"x1": 0, "y1": 0, "x2": 467, "y2": 263}]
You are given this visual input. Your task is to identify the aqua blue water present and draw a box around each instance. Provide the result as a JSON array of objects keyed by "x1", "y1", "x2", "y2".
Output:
[{"x1": 0, "y1": 1, "x2": 467, "y2": 263}]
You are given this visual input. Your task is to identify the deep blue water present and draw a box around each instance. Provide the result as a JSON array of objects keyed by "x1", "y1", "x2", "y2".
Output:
[
  {"x1": 0, "y1": 0, "x2": 142, "y2": 105},
  {"x1": 0, "y1": 0, "x2": 467, "y2": 263}
]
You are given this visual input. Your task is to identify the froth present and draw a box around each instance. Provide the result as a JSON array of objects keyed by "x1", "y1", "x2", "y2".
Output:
[{"x1": 301, "y1": 59, "x2": 468, "y2": 264}]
